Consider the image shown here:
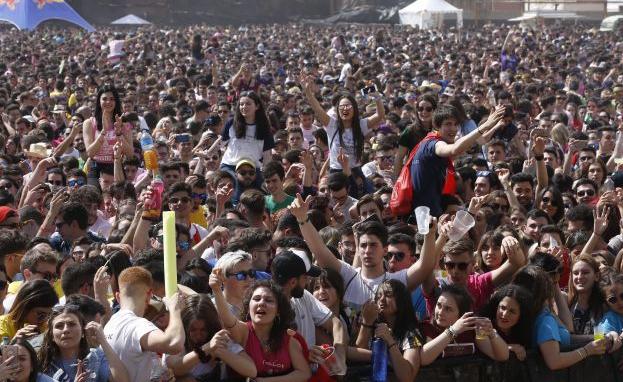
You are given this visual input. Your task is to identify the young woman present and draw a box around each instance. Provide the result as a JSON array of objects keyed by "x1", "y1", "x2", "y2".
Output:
[
  {"x1": 0, "y1": 280, "x2": 58, "y2": 339},
  {"x1": 598, "y1": 272, "x2": 623, "y2": 343},
  {"x1": 83, "y1": 85, "x2": 134, "y2": 186},
  {"x1": 7, "y1": 338, "x2": 56, "y2": 382},
  {"x1": 536, "y1": 186, "x2": 565, "y2": 223},
  {"x1": 587, "y1": 159, "x2": 607, "y2": 187},
  {"x1": 476, "y1": 230, "x2": 507, "y2": 273},
  {"x1": 481, "y1": 284, "x2": 533, "y2": 361},
  {"x1": 512, "y1": 265, "x2": 606, "y2": 370},
  {"x1": 210, "y1": 274, "x2": 310, "y2": 382},
  {"x1": 302, "y1": 77, "x2": 384, "y2": 198},
  {"x1": 310, "y1": 268, "x2": 351, "y2": 341},
  {"x1": 567, "y1": 255, "x2": 605, "y2": 335},
  {"x1": 356, "y1": 280, "x2": 421, "y2": 382},
  {"x1": 38, "y1": 304, "x2": 129, "y2": 382},
  {"x1": 165, "y1": 293, "x2": 256, "y2": 380},
  {"x1": 420, "y1": 284, "x2": 509, "y2": 365},
  {"x1": 220, "y1": 91, "x2": 274, "y2": 174},
  {"x1": 394, "y1": 94, "x2": 438, "y2": 177}
]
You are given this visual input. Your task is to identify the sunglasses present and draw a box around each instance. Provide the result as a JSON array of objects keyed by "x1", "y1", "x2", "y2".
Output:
[
  {"x1": 191, "y1": 192, "x2": 207, "y2": 202},
  {"x1": 386, "y1": 251, "x2": 406, "y2": 262},
  {"x1": 486, "y1": 203, "x2": 509, "y2": 212},
  {"x1": 607, "y1": 293, "x2": 623, "y2": 305},
  {"x1": 68, "y1": 179, "x2": 85, "y2": 187},
  {"x1": 417, "y1": 106, "x2": 433, "y2": 112},
  {"x1": 32, "y1": 269, "x2": 58, "y2": 282},
  {"x1": 476, "y1": 171, "x2": 492, "y2": 177},
  {"x1": 444, "y1": 261, "x2": 470, "y2": 271},
  {"x1": 156, "y1": 236, "x2": 191, "y2": 251},
  {"x1": 576, "y1": 189, "x2": 595, "y2": 197},
  {"x1": 169, "y1": 196, "x2": 191, "y2": 205},
  {"x1": 376, "y1": 155, "x2": 393, "y2": 161},
  {"x1": 48, "y1": 180, "x2": 63, "y2": 186},
  {"x1": 227, "y1": 269, "x2": 256, "y2": 281},
  {"x1": 237, "y1": 170, "x2": 255, "y2": 177}
]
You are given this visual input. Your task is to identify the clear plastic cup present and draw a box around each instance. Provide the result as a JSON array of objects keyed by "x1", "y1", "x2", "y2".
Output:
[
  {"x1": 447, "y1": 210, "x2": 475, "y2": 241},
  {"x1": 414, "y1": 206, "x2": 430, "y2": 235},
  {"x1": 320, "y1": 345, "x2": 345, "y2": 376}
]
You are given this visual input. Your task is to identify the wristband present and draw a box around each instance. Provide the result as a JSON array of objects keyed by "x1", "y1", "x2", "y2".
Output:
[
  {"x1": 194, "y1": 346, "x2": 211, "y2": 363},
  {"x1": 297, "y1": 216, "x2": 310, "y2": 225},
  {"x1": 388, "y1": 342, "x2": 398, "y2": 350},
  {"x1": 534, "y1": 154, "x2": 544, "y2": 161}
]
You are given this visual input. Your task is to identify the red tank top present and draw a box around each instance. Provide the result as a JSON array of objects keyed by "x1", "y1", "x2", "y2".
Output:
[{"x1": 244, "y1": 321, "x2": 292, "y2": 377}]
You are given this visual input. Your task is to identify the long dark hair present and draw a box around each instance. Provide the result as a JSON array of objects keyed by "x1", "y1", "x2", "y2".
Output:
[
  {"x1": 512, "y1": 265, "x2": 555, "y2": 314},
  {"x1": 481, "y1": 284, "x2": 533, "y2": 347},
  {"x1": 94, "y1": 85, "x2": 122, "y2": 131},
  {"x1": 8, "y1": 280, "x2": 58, "y2": 329},
  {"x1": 233, "y1": 91, "x2": 271, "y2": 140},
  {"x1": 376, "y1": 280, "x2": 419, "y2": 344},
  {"x1": 10, "y1": 338, "x2": 39, "y2": 382},
  {"x1": 539, "y1": 186, "x2": 565, "y2": 222},
  {"x1": 38, "y1": 305, "x2": 90, "y2": 374},
  {"x1": 241, "y1": 280, "x2": 295, "y2": 354},
  {"x1": 568, "y1": 255, "x2": 604, "y2": 321},
  {"x1": 336, "y1": 93, "x2": 364, "y2": 162},
  {"x1": 181, "y1": 294, "x2": 222, "y2": 352}
]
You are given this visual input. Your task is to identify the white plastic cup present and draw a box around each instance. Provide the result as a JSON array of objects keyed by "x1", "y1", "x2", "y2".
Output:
[
  {"x1": 447, "y1": 210, "x2": 475, "y2": 241},
  {"x1": 414, "y1": 206, "x2": 430, "y2": 235}
]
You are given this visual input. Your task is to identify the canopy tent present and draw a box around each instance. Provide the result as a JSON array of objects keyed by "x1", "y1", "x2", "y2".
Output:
[
  {"x1": 111, "y1": 14, "x2": 151, "y2": 25},
  {"x1": 0, "y1": 0, "x2": 94, "y2": 32},
  {"x1": 508, "y1": 11, "x2": 584, "y2": 22},
  {"x1": 399, "y1": 0, "x2": 463, "y2": 30}
]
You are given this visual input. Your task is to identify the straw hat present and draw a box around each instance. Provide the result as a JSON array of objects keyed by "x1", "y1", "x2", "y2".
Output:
[{"x1": 24, "y1": 143, "x2": 51, "y2": 159}]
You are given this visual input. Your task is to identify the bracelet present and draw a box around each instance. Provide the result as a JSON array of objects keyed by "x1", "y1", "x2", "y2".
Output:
[
  {"x1": 194, "y1": 346, "x2": 211, "y2": 363},
  {"x1": 576, "y1": 348, "x2": 586, "y2": 360},
  {"x1": 477, "y1": 127, "x2": 484, "y2": 135},
  {"x1": 445, "y1": 326, "x2": 457, "y2": 340},
  {"x1": 488, "y1": 329, "x2": 498, "y2": 339},
  {"x1": 534, "y1": 154, "x2": 544, "y2": 161},
  {"x1": 225, "y1": 321, "x2": 237, "y2": 330},
  {"x1": 297, "y1": 216, "x2": 310, "y2": 225},
  {"x1": 362, "y1": 323, "x2": 375, "y2": 329},
  {"x1": 388, "y1": 342, "x2": 398, "y2": 350}
]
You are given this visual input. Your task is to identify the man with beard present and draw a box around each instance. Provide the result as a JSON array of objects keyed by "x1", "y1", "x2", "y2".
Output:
[
  {"x1": 233, "y1": 158, "x2": 258, "y2": 205},
  {"x1": 271, "y1": 249, "x2": 347, "y2": 367}
]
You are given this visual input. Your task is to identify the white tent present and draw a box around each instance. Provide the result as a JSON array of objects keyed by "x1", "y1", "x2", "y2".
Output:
[
  {"x1": 111, "y1": 14, "x2": 151, "y2": 25},
  {"x1": 399, "y1": 0, "x2": 463, "y2": 30}
]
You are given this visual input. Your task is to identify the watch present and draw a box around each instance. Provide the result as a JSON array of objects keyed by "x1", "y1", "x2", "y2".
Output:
[{"x1": 194, "y1": 346, "x2": 211, "y2": 363}]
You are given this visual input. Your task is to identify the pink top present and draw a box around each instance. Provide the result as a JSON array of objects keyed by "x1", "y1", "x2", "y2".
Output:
[
  {"x1": 244, "y1": 321, "x2": 292, "y2": 377},
  {"x1": 89, "y1": 117, "x2": 130, "y2": 164},
  {"x1": 424, "y1": 272, "x2": 495, "y2": 317}
]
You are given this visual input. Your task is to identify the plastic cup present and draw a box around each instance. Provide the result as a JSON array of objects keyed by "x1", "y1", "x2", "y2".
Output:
[
  {"x1": 320, "y1": 344, "x2": 344, "y2": 376},
  {"x1": 447, "y1": 210, "x2": 475, "y2": 241},
  {"x1": 475, "y1": 326, "x2": 487, "y2": 340},
  {"x1": 414, "y1": 206, "x2": 430, "y2": 235}
]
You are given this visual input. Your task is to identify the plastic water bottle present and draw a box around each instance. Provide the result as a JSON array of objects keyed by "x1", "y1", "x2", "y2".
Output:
[
  {"x1": 603, "y1": 177, "x2": 615, "y2": 192},
  {"x1": 84, "y1": 348, "x2": 101, "y2": 382},
  {"x1": 371, "y1": 337, "x2": 387, "y2": 382},
  {"x1": 140, "y1": 129, "x2": 158, "y2": 171}
]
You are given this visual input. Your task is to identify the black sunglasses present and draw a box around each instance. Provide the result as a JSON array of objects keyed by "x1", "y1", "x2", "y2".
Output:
[
  {"x1": 607, "y1": 293, "x2": 623, "y2": 305},
  {"x1": 226, "y1": 269, "x2": 256, "y2": 281},
  {"x1": 576, "y1": 189, "x2": 595, "y2": 197},
  {"x1": 444, "y1": 261, "x2": 469, "y2": 271},
  {"x1": 417, "y1": 106, "x2": 433, "y2": 112},
  {"x1": 386, "y1": 251, "x2": 406, "y2": 262}
]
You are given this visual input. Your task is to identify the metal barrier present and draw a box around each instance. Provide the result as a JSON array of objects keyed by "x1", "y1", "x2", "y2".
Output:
[{"x1": 345, "y1": 346, "x2": 623, "y2": 382}]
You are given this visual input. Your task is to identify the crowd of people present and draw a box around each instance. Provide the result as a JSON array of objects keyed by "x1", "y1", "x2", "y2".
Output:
[{"x1": 0, "y1": 19, "x2": 621, "y2": 381}]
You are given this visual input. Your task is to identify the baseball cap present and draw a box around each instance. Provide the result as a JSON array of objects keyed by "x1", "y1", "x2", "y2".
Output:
[
  {"x1": 0, "y1": 207, "x2": 18, "y2": 224},
  {"x1": 271, "y1": 250, "x2": 321, "y2": 281},
  {"x1": 235, "y1": 158, "x2": 256, "y2": 171}
]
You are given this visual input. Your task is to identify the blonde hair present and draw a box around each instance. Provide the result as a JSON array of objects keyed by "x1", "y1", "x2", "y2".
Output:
[{"x1": 551, "y1": 123, "x2": 569, "y2": 148}]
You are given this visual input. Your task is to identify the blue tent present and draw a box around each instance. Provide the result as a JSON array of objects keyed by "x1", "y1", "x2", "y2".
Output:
[{"x1": 0, "y1": 0, "x2": 94, "y2": 32}]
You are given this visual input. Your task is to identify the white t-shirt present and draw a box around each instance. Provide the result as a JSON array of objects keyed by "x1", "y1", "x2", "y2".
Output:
[
  {"x1": 220, "y1": 120, "x2": 275, "y2": 168},
  {"x1": 291, "y1": 290, "x2": 332, "y2": 346},
  {"x1": 104, "y1": 309, "x2": 159, "y2": 382},
  {"x1": 108, "y1": 40, "x2": 125, "y2": 59},
  {"x1": 301, "y1": 124, "x2": 318, "y2": 146},
  {"x1": 339, "y1": 261, "x2": 408, "y2": 313},
  {"x1": 324, "y1": 117, "x2": 369, "y2": 169},
  {"x1": 90, "y1": 211, "x2": 112, "y2": 239}
]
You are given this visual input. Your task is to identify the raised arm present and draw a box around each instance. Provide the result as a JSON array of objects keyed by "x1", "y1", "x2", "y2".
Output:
[
  {"x1": 301, "y1": 76, "x2": 330, "y2": 127},
  {"x1": 421, "y1": 312, "x2": 478, "y2": 365},
  {"x1": 140, "y1": 292, "x2": 185, "y2": 354},
  {"x1": 52, "y1": 122, "x2": 81, "y2": 157},
  {"x1": 83, "y1": 118, "x2": 105, "y2": 159},
  {"x1": 406, "y1": 217, "x2": 438, "y2": 291},
  {"x1": 365, "y1": 94, "x2": 386, "y2": 130},
  {"x1": 208, "y1": 268, "x2": 248, "y2": 345},
  {"x1": 86, "y1": 321, "x2": 130, "y2": 382},
  {"x1": 532, "y1": 137, "x2": 548, "y2": 199},
  {"x1": 289, "y1": 194, "x2": 342, "y2": 272},
  {"x1": 490, "y1": 236, "x2": 527, "y2": 286}
]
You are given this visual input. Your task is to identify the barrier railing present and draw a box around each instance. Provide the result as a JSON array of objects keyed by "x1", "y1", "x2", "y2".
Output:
[{"x1": 345, "y1": 345, "x2": 622, "y2": 382}]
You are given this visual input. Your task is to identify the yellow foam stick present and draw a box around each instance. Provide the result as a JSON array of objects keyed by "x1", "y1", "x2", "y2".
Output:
[{"x1": 162, "y1": 211, "x2": 177, "y2": 298}]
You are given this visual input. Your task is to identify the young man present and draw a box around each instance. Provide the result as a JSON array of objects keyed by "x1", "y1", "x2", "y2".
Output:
[
  {"x1": 104, "y1": 267, "x2": 185, "y2": 382},
  {"x1": 263, "y1": 161, "x2": 294, "y2": 215},
  {"x1": 290, "y1": 194, "x2": 437, "y2": 314},
  {"x1": 166, "y1": 182, "x2": 208, "y2": 245},
  {"x1": 409, "y1": 105, "x2": 506, "y2": 216},
  {"x1": 48, "y1": 202, "x2": 105, "y2": 256},
  {"x1": 287, "y1": 127, "x2": 305, "y2": 150},
  {"x1": 422, "y1": 236, "x2": 526, "y2": 316}
]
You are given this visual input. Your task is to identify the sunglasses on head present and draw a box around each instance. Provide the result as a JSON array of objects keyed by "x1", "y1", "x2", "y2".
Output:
[
  {"x1": 444, "y1": 261, "x2": 469, "y2": 271},
  {"x1": 227, "y1": 269, "x2": 256, "y2": 281},
  {"x1": 386, "y1": 251, "x2": 406, "y2": 262},
  {"x1": 576, "y1": 189, "x2": 595, "y2": 197},
  {"x1": 607, "y1": 293, "x2": 623, "y2": 305},
  {"x1": 417, "y1": 106, "x2": 433, "y2": 112},
  {"x1": 169, "y1": 196, "x2": 191, "y2": 205},
  {"x1": 476, "y1": 170, "x2": 492, "y2": 177}
]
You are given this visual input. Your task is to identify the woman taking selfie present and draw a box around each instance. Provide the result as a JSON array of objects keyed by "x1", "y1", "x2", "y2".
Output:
[{"x1": 0, "y1": 280, "x2": 58, "y2": 340}]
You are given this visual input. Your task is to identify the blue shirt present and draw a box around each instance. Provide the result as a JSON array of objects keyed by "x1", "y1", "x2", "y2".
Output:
[
  {"x1": 460, "y1": 119, "x2": 477, "y2": 137},
  {"x1": 411, "y1": 286, "x2": 427, "y2": 322},
  {"x1": 48, "y1": 348, "x2": 110, "y2": 382},
  {"x1": 599, "y1": 310, "x2": 623, "y2": 333},
  {"x1": 534, "y1": 308, "x2": 571, "y2": 347},
  {"x1": 410, "y1": 138, "x2": 447, "y2": 217}
]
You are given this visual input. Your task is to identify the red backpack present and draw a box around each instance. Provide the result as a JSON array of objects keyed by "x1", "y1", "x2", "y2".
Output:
[{"x1": 390, "y1": 132, "x2": 456, "y2": 216}]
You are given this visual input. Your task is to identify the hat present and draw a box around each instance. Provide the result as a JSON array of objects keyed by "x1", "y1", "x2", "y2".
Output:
[
  {"x1": 272, "y1": 250, "x2": 321, "y2": 281},
  {"x1": 235, "y1": 158, "x2": 256, "y2": 171},
  {"x1": 611, "y1": 171, "x2": 623, "y2": 188},
  {"x1": 24, "y1": 143, "x2": 51, "y2": 159},
  {"x1": 0, "y1": 207, "x2": 17, "y2": 224},
  {"x1": 52, "y1": 104, "x2": 66, "y2": 114}
]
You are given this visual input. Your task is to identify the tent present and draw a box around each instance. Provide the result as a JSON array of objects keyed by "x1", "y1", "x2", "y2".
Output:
[
  {"x1": 0, "y1": 0, "x2": 94, "y2": 32},
  {"x1": 399, "y1": 0, "x2": 463, "y2": 30},
  {"x1": 111, "y1": 14, "x2": 151, "y2": 25}
]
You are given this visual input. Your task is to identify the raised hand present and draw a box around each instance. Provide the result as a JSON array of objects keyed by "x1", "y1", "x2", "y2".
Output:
[
  {"x1": 288, "y1": 193, "x2": 311, "y2": 222},
  {"x1": 532, "y1": 136, "x2": 546, "y2": 156},
  {"x1": 208, "y1": 268, "x2": 226, "y2": 292},
  {"x1": 361, "y1": 300, "x2": 379, "y2": 325},
  {"x1": 593, "y1": 205, "x2": 611, "y2": 237},
  {"x1": 113, "y1": 114, "x2": 123, "y2": 136}
]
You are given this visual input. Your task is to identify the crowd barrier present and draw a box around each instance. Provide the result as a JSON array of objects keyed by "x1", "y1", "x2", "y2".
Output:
[{"x1": 345, "y1": 344, "x2": 622, "y2": 382}]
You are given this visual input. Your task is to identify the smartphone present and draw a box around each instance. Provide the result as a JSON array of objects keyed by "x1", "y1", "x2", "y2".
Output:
[
  {"x1": 175, "y1": 134, "x2": 191, "y2": 143},
  {"x1": 360, "y1": 84, "x2": 377, "y2": 97},
  {"x1": 2, "y1": 344, "x2": 18, "y2": 367}
]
